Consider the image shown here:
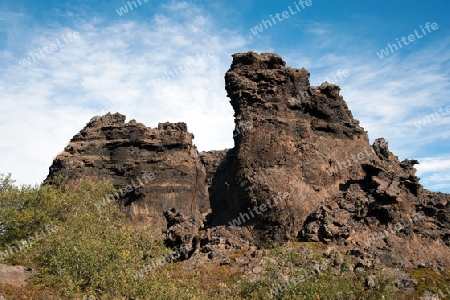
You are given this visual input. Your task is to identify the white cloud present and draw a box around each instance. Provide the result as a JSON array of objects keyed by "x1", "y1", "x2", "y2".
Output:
[
  {"x1": 0, "y1": 3, "x2": 245, "y2": 185},
  {"x1": 415, "y1": 158, "x2": 450, "y2": 192},
  {"x1": 415, "y1": 157, "x2": 450, "y2": 174},
  {"x1": 1, "y1": 7, "x2": 449, "y2": 195}
]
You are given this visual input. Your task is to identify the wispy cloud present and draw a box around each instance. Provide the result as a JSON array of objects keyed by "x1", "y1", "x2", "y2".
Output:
[
  {"x1": 0, "y1": 2, "x2": 448, "y2": 194},
  {"x1": 416, "y1": 156, "x2": 450, "y2": 172},
  {"x1": 0, "y1": 3, "x2": 245, "y2": 185},
  {"x1": 415, "y1": 157, "x2": 450, "y2": 191},
  {"x1": 0, "y1": 12, "x2": 24, "y2": 21}
]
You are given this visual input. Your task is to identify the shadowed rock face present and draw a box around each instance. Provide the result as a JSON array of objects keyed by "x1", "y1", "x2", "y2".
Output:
[
  {"x1": 207, "y1": 52, "x2": 449, "y2": 267},
  {"x1": 45, "y1": 52, "x2": 450, "y2": 268},
  {"x1": 45, "y1": 113, "x2": 210, "y2": 230},
  {"x1": 210, "y1": 52, "x2": 378, "y2": 243}
]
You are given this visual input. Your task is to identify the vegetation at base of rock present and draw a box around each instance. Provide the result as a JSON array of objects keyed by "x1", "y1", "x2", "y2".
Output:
[
  {"x1": 238, "y1": 242, "x2": 395, "y2": 300},
  {"x1": 410, "y1": 267, "x2": 450, "y2": 298},
  {"x1": 1, "y1": 174, "x2": 449, "y2": 299},
  {"x1": 0, "y1": 174, "x2": 169, "y2": 298}
]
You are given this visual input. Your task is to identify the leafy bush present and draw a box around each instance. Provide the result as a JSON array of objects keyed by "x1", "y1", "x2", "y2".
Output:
[
  {"x1": 0, "y1": 175, "x2": 169, "y2": 298},
  {"x1": 0, "y1": 175, "x2": 416, "y2": 299}
]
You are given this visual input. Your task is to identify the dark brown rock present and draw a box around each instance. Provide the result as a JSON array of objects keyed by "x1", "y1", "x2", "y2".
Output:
[
  {"x1": 45, "y1": 113, "x2": 209, "y2": 231},
  {"x1": 210, "y1": 51, "x2": 376, "y2": 245},
  {"x1": 299, "y1": 138, "x2": 450, "y2": 267},
  {"x1": 207, "y1": 52, "x2": 449, "y2": 267},
  {"x1": 44, "y1": 51, "x2": 450, "y2": 270},
  {"x1": 199, "y1": 150, "x2": 228, "y2": 189}
]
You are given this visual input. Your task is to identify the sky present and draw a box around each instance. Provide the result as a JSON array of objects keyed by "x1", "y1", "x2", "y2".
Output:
[{"x1": 0, "y1": 0, "x2": 449, "y2": 193}]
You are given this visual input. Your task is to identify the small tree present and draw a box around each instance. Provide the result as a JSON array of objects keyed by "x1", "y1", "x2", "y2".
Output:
[{"x1": 0, "y1": 176, "x2": 169, "y2": 298}]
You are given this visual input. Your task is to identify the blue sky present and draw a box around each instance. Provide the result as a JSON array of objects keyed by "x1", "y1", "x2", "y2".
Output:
[{"x1": 0, "y1": 0, "x2": 449, "y2": 192}]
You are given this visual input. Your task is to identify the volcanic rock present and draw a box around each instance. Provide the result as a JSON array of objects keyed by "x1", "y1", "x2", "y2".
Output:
[
  {"x1": 45, "y1": 51, "x2": 450, "y2": 269},
  {"x1": 210, "y1": 51, "x2": 376, "y2": 244},
  {"x1": 208, "y1": 52, "x2": 449, "y2": 266},
  {"x1": 45, "y1": 113, "x2": 209, "y2": 230}
]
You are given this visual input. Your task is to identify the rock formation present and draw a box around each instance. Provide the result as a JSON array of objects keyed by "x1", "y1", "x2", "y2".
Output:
[
  {"x1": 210, "y1": 52, "x2": 371, "y2": 244},
  {"x1": 45, "y1": 114, "x2": 210, "y2": 230},
  {"x1": 46, "y1": 51, "x2": 450, "y2": 269}
]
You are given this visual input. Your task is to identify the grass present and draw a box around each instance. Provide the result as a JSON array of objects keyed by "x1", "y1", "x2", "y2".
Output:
[
  {"x1": 0, "y1": 174, "x2": 441, "y2": 299},
  {"x1": 410, "y1": 267, "x2": 450, "y2": 299}
]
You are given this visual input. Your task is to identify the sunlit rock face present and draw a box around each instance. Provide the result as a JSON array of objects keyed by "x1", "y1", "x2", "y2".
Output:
[
  {"x1": 210, "y1": 51, "x2": 372, "y2": 243},
  {"x1": 45, "y1": 113, "x2": 210, "y2": 230},
  {"x1": 46, "y1": 52, "x2": 450, "y2": 267}
]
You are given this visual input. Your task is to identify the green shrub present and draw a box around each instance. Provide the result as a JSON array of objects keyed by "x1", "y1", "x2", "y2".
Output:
[
  {"x1": 0, "y1": 175, "x2": 423, "y2": 299},
  {"x1": 236, "y1": 243, "x2": 395, "y2": 300},
  {"x1": 0, "y1": 175, "x2": 169, "y2": 298}
]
